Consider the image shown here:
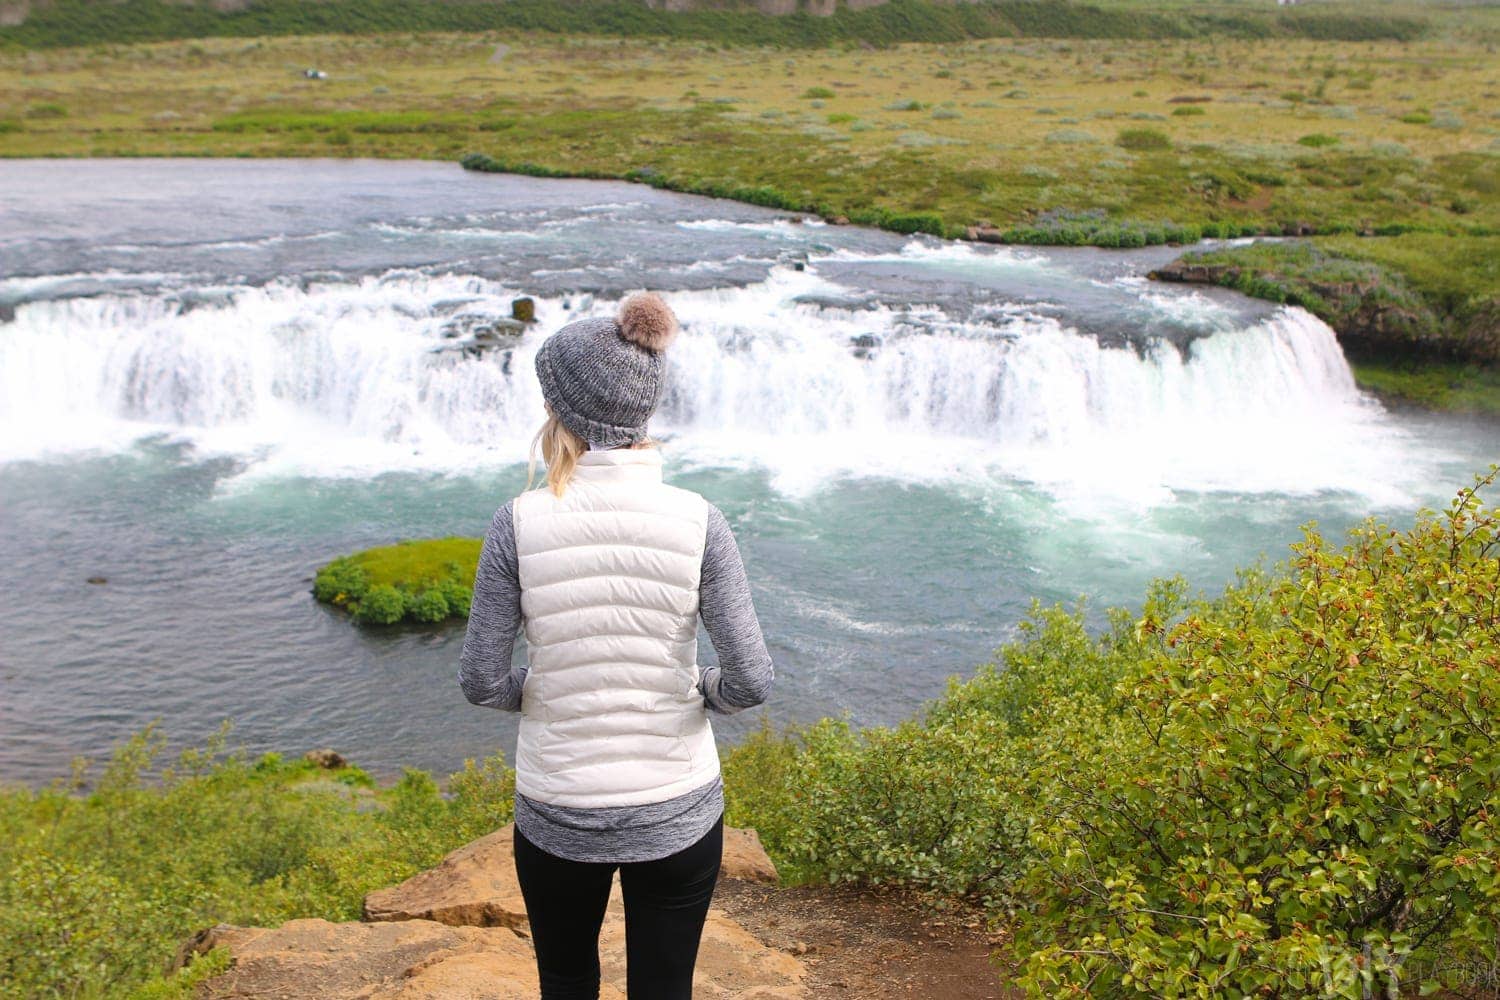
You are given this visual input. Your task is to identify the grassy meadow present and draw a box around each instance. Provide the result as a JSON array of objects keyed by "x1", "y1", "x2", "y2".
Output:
[{"x1": 2, "y1": 19, "x2": 1496, "y2": 403}]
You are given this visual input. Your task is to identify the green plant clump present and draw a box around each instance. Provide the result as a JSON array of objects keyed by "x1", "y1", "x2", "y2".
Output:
[
  {"x1": 0, "y1": 721, "x2": 516, "y2": 999},
  {"x1": 725, "y1": 469, "x2": 1500, "y2": 997},
  {"x1": 1116, "y1": 126, "x2": 1171, "y2": 151},
  {"x1": 312, "y1": 536, "x2": 481, "y2": 625}
]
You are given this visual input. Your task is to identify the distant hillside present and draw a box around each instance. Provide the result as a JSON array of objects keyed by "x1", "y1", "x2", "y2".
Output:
[{"x1": 0, "y1": 0, "x2": 1432, "y2": 49}]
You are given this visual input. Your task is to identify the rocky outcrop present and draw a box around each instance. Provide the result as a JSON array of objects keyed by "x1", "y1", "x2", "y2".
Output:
[
  {"x1": 721, "y1": 826, "x2": 780, "y2": 883},
  {"x1": 303, "y1": 748, "x2": 347, "y2": 769},
  {"x1": 181, "y1": 918, "x2": 541, "y2": 999},
  {"x1": 1148, "y1": 257, "x2": 1490, "y2": 363},
  {"x1": 186, "y1": 825, "x2": 801, "y2": 999},
  {"x1": 362, "y1": 825, "x2": 529, "y2": 930}
]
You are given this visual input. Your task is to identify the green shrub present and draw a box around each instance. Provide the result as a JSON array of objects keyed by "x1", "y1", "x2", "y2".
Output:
[
  {"x1": 1298, "y1": 131, "x2": 1340, "y2": 147},
  {"x1": 1171, "y1": 104, "x2": 1206, "y2": 117},
  {"x1": 727, "y1": 470, "x2": 1500, "y2": 998},
  {"x1": 0, "y1": 722, "x2": 516, "y2": 999},
  {"x1": 884, "y1": 99, "x2": 926, "y2": 112},
  {"x1": 1400, "y1": 111, "x2": 1433, "y2": 125},
  {"x1": 1116, "y1": 127, "x2": 1171, "y2": 151},
  {"x1": 0, "y1": 118, "x2": 21, "y2": 134},
  {"x1": 24, "y1": 101, "x2": 67, "y2": 119},
  {"x1": 353, "y1": 583, "x2": 406, "y2": 624},
  {"x1": 1020, "y1": 469, "x2": 1500, "y2": 996},
  {"x1": 407, "y1": 587, "x2": 450, "y2": 624},
  {"x1": 800, "y1": 86, "x2": 835, "y2": 100}
]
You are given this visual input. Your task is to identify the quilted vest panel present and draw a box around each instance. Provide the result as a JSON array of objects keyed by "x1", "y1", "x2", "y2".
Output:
[{"x1": 511, "y1": 447, "x2": 718, "y2": 809}]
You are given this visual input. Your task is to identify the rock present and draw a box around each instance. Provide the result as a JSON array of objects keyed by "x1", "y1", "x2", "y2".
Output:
[
  {"x1": 192, "y1": 822, "x2": 805, "y2": 998},
  {"x1": 965, "y1": 224, "x2": 1007, "y2": 244},
  {"x1": 367, "y1": 824, "x2": 780, "y2": 929},
  {"x1": 827, "y1": 215, "x2": 850, "y2": 225},
  {"x1": 489, "y1": 43, "x2": 511, "y2": 64},
  {"x1": 510, "y1": 297, "x2": 535, "y2": 323},
  {"x1": 596, "y1": 876, "x2": 804, "y2": 999},
  {"x1": 364, "y1": 824, "x2": 529, "y2": 930},
  {"x1": 86, "y1": 576, "x2": 107, "y2": 585},
  {"x1": 440, "y1": 312, "x2": 525, "y2": 341},
  {"x1": 721, "y1": 827, "x2": 780, "y2": 884},
  {"x1": 304, "y1": 748, "x2": 346, "y2": 770},
  {"x1": 178, "y1": 918, "x2": 541, "y2": 999}
]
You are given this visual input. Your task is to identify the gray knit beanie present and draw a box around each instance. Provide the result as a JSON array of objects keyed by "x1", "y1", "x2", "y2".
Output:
[{"x1": 534, "y1": 292, "x2": 680, "y2": 449}]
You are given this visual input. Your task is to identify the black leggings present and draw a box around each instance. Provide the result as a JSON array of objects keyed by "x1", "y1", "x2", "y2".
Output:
[{"x1": 512, "y1": 815, "x2": 723, "y2": 1000}]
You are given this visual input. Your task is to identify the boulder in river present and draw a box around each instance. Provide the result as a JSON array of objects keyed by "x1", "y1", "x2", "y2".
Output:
[
  {"x1": 303, "y1": 748, "x2": 347, "y2": 770},
  {"x1": 849, "y1": 333, "x2": 882, "y2": 360},
  {"x1": 511, "y1": 297, "x2": 535, "y2": 323}
]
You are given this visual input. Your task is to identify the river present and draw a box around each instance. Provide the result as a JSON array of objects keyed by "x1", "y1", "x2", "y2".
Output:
[{"x1": 0, "y1": 158, "x2": 1492, "y2": 784}]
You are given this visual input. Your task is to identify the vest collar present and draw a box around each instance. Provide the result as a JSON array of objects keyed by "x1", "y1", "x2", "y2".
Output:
[{"x1": 572, "y1": 447, "x2": 664, "y2": 482}]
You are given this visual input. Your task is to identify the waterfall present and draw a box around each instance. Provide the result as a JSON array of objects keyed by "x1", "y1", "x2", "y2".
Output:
[{"x1": 0, "y1": 266, "x2": 1394, "y2": 498}]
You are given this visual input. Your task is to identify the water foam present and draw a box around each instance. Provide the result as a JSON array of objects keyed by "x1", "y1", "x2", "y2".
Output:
[{"x1": 0, "y1": 265, "x2": 1442, "y2": 505}]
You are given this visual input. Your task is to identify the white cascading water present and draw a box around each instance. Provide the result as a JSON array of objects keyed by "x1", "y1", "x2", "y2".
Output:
[{"x1": 0, "y1": 265, "x2": 1404, "y2": 502}]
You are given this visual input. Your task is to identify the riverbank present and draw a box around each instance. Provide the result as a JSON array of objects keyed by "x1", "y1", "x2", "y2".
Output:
[
  {"x1": 1149, "y1": 236, "x2": 1500, "y2": 413},
  {"x1": 5, "y1": 472, "x2": 1498, "y2": 997},
  {"x1": 2, "y1": 28, "x2": 1495, "y2": 402}
]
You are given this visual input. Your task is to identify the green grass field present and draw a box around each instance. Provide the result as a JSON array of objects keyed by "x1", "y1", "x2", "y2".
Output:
[{"x1": 1, "y1": 18, "x2": 1496, "y2": 404}]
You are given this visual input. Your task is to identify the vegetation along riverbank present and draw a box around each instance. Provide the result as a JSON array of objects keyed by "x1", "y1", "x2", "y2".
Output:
[
  {"x1": 1, "y1": 4, "x2": 1496, "y2": 408},
  {"x1": 6, "y1": 468, "x2": 1499, "y2": 997}
]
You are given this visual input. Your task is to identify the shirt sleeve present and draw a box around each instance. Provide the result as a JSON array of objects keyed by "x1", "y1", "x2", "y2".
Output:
[
  {"x1": 457, "y1": 501, "x2": 527, "y2": 712},
  {"x1": 697, "y1": 503, "x2": 774, "y2": 715}
]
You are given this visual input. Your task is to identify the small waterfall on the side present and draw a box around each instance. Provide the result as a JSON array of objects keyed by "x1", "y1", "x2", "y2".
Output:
[{"x1": 0, "y1": 267, "x2": 1391, "y2": 497}]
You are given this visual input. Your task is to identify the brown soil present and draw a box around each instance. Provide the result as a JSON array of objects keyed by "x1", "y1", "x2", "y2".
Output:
[{"x1": 714, "y1": 879, "x2": 1021, "y2": 999}]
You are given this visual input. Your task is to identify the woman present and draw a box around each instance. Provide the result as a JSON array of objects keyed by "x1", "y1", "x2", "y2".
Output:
[{"x1": 457, "y1": 291, "x2": 775, "y2": 1000}]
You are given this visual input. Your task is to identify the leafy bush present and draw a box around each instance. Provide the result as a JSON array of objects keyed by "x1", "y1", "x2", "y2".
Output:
[
  {"x1": 801, "y1": 86, "x2": 835, "y2": 100},
  {"x1": 1171, "y1": 104, "x2": 1206, "y2": 117},
  {"x1": 353, "y1": 583, "x2": 406, "y2": 624},
  {"x1": 407, "y1": 587, "x2": 450, "y2": 624},
  {"x1": 1116, "y1": 127, "x2": 1171, "y2": 151},
  {"x1": 1020, "y1": 470, "x2": 1500, "y2": 996},
  {"x1": 726, "y1": 470, "x2": 1500, "y2": 998},
  {"x1": 24, "y1": 101, "x2": 66, "y2": 119},
  {"x1": 0, "y1": 722, "x2": 515, "y2": 999}
]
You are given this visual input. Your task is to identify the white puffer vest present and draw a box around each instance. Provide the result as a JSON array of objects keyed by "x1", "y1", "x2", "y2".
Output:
[{"x1": 511, "y1": 447, "x2": 719, "y2": 809}]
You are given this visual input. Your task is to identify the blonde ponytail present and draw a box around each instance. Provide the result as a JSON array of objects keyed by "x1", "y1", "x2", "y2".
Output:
[{"x1": 527, "y1": 411, "x2": 588, "y2": 497}]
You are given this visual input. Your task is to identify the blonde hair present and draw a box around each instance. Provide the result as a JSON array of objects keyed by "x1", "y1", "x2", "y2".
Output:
[
  {"x1": 526, "y1": 411, "x2": 659, "y2": 497},
  {"x1": 528, "y1": 411, "x2": 588, "y2": 497}
]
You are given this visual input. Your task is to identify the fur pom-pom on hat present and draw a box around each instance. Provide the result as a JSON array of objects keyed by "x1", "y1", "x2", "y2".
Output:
[{"x1": 617, "y1": 292, "x2": 678, "y2": 354}]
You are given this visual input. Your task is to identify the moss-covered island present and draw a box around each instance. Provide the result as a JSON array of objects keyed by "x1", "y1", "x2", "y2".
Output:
[{"x1": 313, "y1": 537, "x2": 481, "y2": 625}]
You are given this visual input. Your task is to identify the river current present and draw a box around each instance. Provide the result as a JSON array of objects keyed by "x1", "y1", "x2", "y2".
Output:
[{"x1": 0, "y1": 158, "x2": 1492, "y2": 784}]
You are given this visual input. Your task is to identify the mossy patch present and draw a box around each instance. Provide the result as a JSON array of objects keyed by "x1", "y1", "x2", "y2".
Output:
[
  {"x1": 1152, "y1": 236, "x2": 1500, "y2": 383},
  {"x1": 313, "y1": 537, "x2": 481, "y2": 625}
]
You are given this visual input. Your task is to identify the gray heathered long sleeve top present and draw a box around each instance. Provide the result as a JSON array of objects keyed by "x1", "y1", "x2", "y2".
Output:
[{"x1": 457, "y1": 498, "x2": 774, "y2": 863}]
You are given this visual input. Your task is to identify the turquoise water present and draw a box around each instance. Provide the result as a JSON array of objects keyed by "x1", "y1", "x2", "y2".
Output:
[{"x1": 0, "y1": 159, "x2": 1494, "y2": 784}]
